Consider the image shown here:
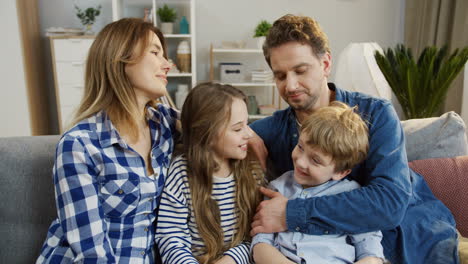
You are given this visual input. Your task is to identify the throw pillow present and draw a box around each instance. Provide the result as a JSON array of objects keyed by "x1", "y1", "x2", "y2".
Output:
[
  {"x1": 408, "y1": 156, "x2": 468, "y2": 237},
  {"x1": 402, "y1": 111, "x2": 467, "y2": 162}
]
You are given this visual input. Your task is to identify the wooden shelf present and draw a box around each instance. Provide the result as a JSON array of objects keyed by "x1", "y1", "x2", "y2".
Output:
[
  {"x1": 249, "y1": 114, "x2": 269, "y2": 120},
  {"x1": 168, "y1": 72, "x2": 192, "y2": 77},
  {"x1": 164, "y1": 34, "x2": 192, "y2": 38},
  {"x1": 216, "y1": 82, "x2": 275, "y2": 87},
  {"x1": 212, "y1": 48, "x2": 263, "y2": 53}
]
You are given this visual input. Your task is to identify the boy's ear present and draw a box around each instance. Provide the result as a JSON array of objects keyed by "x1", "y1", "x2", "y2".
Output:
[{"x1": 331, "y1": 169, "x2": 351, "y2": 181}]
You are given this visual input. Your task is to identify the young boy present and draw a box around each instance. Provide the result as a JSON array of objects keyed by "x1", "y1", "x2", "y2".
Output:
[{"x1": 252, "y1": 101, "x2": 385, "y2": 264}]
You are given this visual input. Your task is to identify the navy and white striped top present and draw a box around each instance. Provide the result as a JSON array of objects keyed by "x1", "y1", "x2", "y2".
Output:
[{"x1": 155, "y1": 156, "x2": 251, "y2": 264}]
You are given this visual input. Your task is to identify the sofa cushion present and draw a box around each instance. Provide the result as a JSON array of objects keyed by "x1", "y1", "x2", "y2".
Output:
[
  {"x1": 402, "y1": 111, "x2": 467, "y2": 161},
  {"x1": 0, "y1": 136, "x2": 60, "y2": 264},
  {"x1": 408, "y1": 156, "x2": 468, "y2": 237}
]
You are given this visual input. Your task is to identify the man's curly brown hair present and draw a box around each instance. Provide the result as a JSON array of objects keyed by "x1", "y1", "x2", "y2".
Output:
[{"x1": 263, "y1": 14, "x2": 331, "y2": 67}]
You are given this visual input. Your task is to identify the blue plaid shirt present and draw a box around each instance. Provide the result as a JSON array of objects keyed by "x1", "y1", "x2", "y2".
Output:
[{"x1": 37, "y1": 104, "x2": 179, "y2": 264}]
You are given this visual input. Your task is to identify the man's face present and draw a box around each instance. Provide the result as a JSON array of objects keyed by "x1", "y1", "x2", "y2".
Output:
[{"x1": 269, "y1": 42, "x2": 331, "y2": 112}]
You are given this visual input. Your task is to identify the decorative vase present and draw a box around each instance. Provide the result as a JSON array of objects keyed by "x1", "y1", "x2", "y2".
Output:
[
  {"x1": 161, "y1": 22, "x2": 173, "y2": 34},
  {"x1": 179, "y1": 16, "x2": 189, "y2": 34},
  {"x1": 84, "y1": 24, "x2": 94, "y2": 35},
  {"x1": 177, "y1": 41, "x2": 191, "y2": 73},
  {"x1": 256, "y1": 36, "x2": 266, "y2": 49},
  {"x1": 247, "y1": 95, "x2": 259, "y2": 115}
]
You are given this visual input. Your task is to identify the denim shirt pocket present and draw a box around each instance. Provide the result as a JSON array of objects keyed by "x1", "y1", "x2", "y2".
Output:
[{"x1": 100, "y1": 178, "x2": 140, "y2": 218}]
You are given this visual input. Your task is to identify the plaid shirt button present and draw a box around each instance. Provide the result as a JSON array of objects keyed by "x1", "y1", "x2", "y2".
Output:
[
  {"x1": 140, "y1": 251, "x2": 145, "y2": 256},
  {"x1": 144, "y1": 227, "x2": 149, "y2": 232},
  {"x1": 118, "y1": 189, "x2": 124, "y2": 194}
]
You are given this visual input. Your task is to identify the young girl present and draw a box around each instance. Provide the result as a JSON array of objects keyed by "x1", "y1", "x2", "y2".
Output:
[
  {"x1": 37, "y1": 18, "x2": 178, "y2": 263},
  {"x1": 156, "y1": 83, "x2": 263, "y2": 264}
]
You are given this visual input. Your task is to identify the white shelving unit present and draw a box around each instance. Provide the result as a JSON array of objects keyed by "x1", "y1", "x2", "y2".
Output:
[
  {"x1": 49, "y1": 36, "x2": 95, "y2": 132},
  {"x1": 112, "y1": 0, "x2": 197, "y2": 88},
  {"x1": 209, "y1": 44, "x2": 279, "y2": 119}
]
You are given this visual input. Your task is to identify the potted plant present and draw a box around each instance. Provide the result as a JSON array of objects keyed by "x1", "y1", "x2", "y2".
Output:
[
  {"x1": 74, "y1": 5, "x2": 102, "y2": 35},
  {"x1": 157, "y1": 4, "x2": 177, "y2": 34},
  {"x1": 253, "y1": 20, "x2": 272, "y2": 49},
  {"x1": 374, "y1": 44, "x2": 468, "y2": 119}
]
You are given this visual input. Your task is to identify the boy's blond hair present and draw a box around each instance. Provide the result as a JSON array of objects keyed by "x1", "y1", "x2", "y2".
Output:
[{"x1": 301, "y1": 101, "x2": 369, "y2": 173}]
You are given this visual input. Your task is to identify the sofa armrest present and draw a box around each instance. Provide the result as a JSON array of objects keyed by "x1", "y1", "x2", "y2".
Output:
[{"x1": 409, "y1": 156, "x2": 468, "y2": 237}]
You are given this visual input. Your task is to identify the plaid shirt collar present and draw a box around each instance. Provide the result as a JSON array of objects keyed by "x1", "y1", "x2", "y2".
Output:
[{"x1": 94, "y1": 105, "x2": 163, "y2": 149}]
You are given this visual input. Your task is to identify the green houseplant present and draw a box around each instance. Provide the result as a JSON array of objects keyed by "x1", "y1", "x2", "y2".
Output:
[
  {"x1": 253, "y1": 20, "x2": 272, "y2": 49},
  {"x1": 157, "y1": 4, "x2": 176, "y2": 34},
  {"x1": 74, "y1": 5, "x2": 101, "y2": 34},
  {"x1": 254, "y1": 20, "x2": 272, "y2": 37},
  {"x1": 375, "y1": 44, "x2": 468, "y2": 119}
]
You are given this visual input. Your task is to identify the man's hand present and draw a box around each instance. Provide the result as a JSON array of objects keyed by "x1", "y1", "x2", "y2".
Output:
[
  {"x1": 247, "y1": 128, "x2": 268, "y2": 171},
  {"x1": 251, "y1": 187, "x2": 288, "y2": 236}
]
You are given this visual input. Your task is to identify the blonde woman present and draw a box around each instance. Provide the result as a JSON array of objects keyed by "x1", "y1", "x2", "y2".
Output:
[
  {"x1": 36, "y1": 18, "x2": 177, "y2": 263},
  {"x1": 156, "y1": 83, "x2": 264, "y2": 264}
]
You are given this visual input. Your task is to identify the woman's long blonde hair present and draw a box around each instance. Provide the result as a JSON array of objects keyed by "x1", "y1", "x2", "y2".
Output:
[
  {"x1": 71, "y1": 18, "x2": 167, "y2": 141},
  {"x1": 181, "y1": 83, "x2": 263, "y2": 263}
]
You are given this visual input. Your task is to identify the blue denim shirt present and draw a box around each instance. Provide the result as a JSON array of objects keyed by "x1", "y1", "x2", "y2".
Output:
[
  {"x1": 252, "y1": 171, "x2": 385, "y2": 263},
  {"x1": 250, "y1": 83, "x2": 459, "y2": 264}
]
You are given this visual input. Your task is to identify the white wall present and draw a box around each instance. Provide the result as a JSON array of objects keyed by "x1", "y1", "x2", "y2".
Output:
[
  {"x1": 195, "y1": 0, "x2": 405, "y2": 82},
  {"x1": 0, "y1": 1, "x2": 32, "y2": 137},
  {"x1": 38, "y1": 0, "x2": 405, "y2": 82},
  {"x1": 32, "y1": 0, "x2": 405, "y2": 126}
]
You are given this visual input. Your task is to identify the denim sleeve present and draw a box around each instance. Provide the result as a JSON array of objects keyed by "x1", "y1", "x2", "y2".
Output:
[
  {"x1": 54, "y1": 135, "x2": 116, "y2": 263},
  {"x1": 286, "y1": 103, "x2": 411, "y2": 234}
]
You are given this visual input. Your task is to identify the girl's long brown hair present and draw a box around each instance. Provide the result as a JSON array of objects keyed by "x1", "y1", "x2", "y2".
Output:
[
  {"x1": 181, "y1": 82, "x2": 263, "y2": 263},
  {"x1": 71, "y1": 18, "x2": 168, "y2": 142}
]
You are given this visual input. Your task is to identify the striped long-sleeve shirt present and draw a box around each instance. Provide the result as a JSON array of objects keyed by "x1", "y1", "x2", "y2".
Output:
[{"x1": 155, "y1": 156, "x2": 251, "y2": 264}]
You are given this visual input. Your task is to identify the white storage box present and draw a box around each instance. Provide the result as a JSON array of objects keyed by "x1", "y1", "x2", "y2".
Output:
[{"x1": 220, "y1": 63, "x2": 244, "y2": 83}]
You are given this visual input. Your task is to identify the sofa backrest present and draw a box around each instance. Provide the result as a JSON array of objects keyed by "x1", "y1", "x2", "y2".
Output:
[
  {"x1": 402, "y1": 111, "x2": 467, "y2": 161},
  {"x1": 0, "y1": 135, "x2": 60, "y2": 264}
]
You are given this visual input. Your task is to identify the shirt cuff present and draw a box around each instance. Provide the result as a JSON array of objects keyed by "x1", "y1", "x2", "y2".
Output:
[
  {"x1": 224, "y1": 243, "x2": 250, "y2": 264},
  {"x1": 286, "y1": 198, "x2": 308, "y2": 233},
  {"x1": 251, "y1": 233, "x2": 275, "y2": 251}
]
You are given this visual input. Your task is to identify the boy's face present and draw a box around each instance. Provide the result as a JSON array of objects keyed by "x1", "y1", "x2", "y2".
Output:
[{"x1": 292, "y1": 134, "x2": 350, "y2": 188}]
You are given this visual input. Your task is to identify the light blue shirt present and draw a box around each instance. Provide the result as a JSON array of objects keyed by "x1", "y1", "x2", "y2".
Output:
[{"x1": 252, "y1": 171, "x2": 385, "y2": 264}]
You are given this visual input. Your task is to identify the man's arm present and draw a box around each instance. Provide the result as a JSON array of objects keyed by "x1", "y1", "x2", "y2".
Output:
[
  {"x1": 286, "y1": 103, "x2": 411, "y2": 234},
  {"x1": 253, "y1": 243, "x2": 295, "y2": 264},
  {"x1": 252, "y1": 103, "x2": 411, "y2": 235}
]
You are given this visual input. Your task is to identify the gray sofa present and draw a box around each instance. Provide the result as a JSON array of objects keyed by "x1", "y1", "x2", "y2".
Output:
[{"x1": 0, "y1": 112, "x2": 467, "y2": 264}]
